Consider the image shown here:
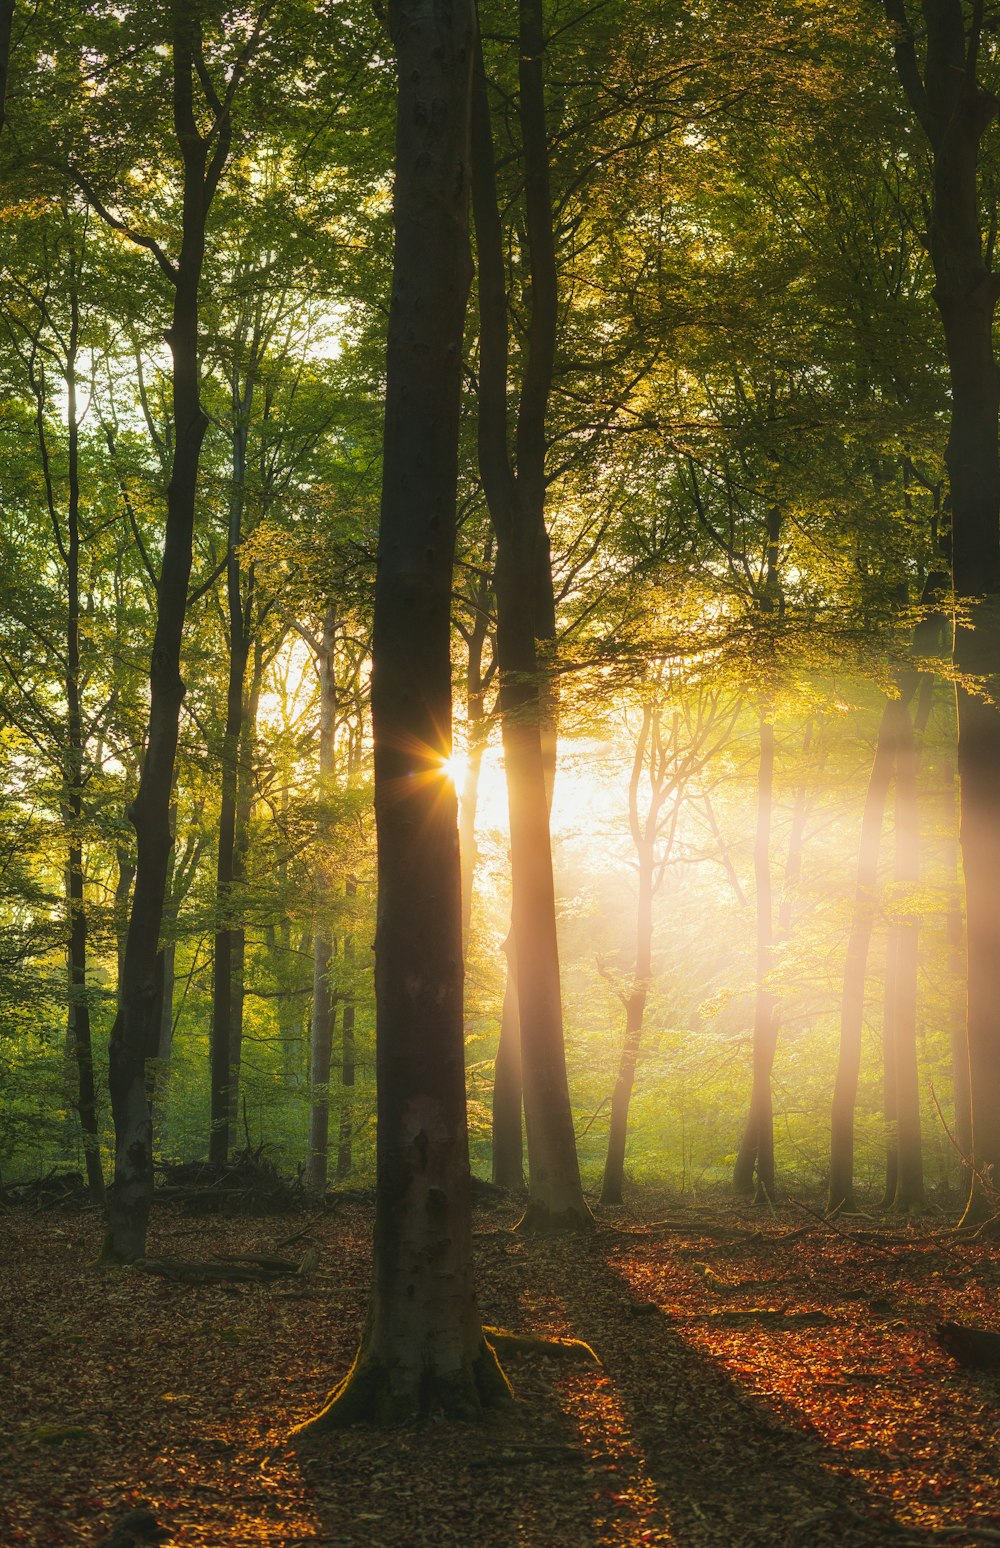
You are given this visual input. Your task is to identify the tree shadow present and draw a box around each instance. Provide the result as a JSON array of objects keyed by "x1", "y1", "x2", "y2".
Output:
[
  {"x1": 515, "y1": 1228, "x2": 945, "y2": 1547},
  {"x1": 293, "y1": 1221, "x2": 944, "y2": 1546}
]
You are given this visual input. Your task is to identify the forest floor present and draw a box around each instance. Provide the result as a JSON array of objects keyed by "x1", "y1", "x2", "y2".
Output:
[{"x1": 3, "y1": 1189, "x2": 1000, "y2": 1548}]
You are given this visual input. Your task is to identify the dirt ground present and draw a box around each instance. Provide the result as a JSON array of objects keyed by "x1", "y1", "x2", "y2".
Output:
[{"x1": 3, "y1": 1191, "x2": 1000, "y2": 1547}]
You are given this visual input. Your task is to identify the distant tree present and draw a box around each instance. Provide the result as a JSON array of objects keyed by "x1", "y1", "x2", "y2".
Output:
[{"x1": 601, "y1": 677, "x2": 739, "y2": 1206}]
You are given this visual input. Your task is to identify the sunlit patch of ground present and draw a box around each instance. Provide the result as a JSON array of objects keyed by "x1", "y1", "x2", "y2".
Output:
[{"x1": 3, "y1": 1196, "x2": 1000, "y2": 1546}]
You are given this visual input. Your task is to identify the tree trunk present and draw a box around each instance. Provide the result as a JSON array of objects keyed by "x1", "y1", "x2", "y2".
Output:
[
  {"x1": 62, "y1": 312, "x2": 104, "y2": 1205},
  {"x1": 884, "y1": 0, "x2": 1000, "y2": 1220},
  {"x1": 828, "y1": 697, "x2": 901, "y2": 1212},
  {"x1": 733, "y1": 717, "x2": 778, "y2": 1200},
  {"x1": 881, "y1": 922, "x2": 900, "y2": 1208},
  {"x1": 470, "y1": 21, "x2": 589, "y2": 1232},
  {"x1": 458, "y1": 553, "x2": 492, "y2": 950},
  {"x1": 491, "y1": 932, "x2": 523, "y2": 1189},
  {"x1": 226, "y1": 634, "x2": 262, "y2": 1131},
  {"x1": 307, "y1": 605, "x2": 338, "y2": 1195},
  {"x1": 293, "y1": 0, "x2": 508, "y2": 1428},
  {"x1": 209, "y1": 418, "x2": 251, "y2": 1163},
  {"x1": 336, "y1": 933, "x2": 355, "y2": 1182},
  {"x1": 944, "y1": 759, "x2": 973, "y2": 1169},
  {"x1": 103, "y1": 6, "x2": 229, "y2": 1263},
  {"x1": 601, "y1": 851, "x2": 653, "y2": 1206},
  {"x1": 890, "y1": 704, "x2": 924, "y2": 1212}
]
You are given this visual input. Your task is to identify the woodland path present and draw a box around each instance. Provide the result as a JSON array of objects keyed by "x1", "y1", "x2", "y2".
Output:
[{"x1": 2, "y1": 1193, "x2": 999, "y2": 1546}]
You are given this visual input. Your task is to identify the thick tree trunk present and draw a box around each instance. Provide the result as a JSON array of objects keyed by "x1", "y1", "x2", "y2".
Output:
[
  {"x1": 884, "y1": 0, "x2": 1000, "y2": 1220},
  {"x1": 828, "y1": 697, "x2": 901, "y2": 1212},
  {"x1": 293, "y1": 0, "x2": 508, "y2": 1428},
  {"x1": 307, "y1": 605, "x2": 338, "y2": 1195},
  {"x1": 733, "y1": 718, "x2": 778, "y2": 1200},
  {"x1": 103, "y1": 7, "x2": 227, "y2": 1263}
]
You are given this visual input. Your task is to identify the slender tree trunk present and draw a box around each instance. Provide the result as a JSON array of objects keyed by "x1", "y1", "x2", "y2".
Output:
[
  {"x1": 944, "y1": 759, "x2": 973, "y2": 1169},
  {"x1": 828, "y1": 697, "x2": 901, "y2": 1212},
  {"x1": 61, "y1": 312, "x2": 104, "y2": 1204},
  {"x1": 209, "y1": 425, "x2": 251, "y2": 1162},
  {"x1": 890, "y1": 705, "x2": 924, "y2": 1212},
  {"x1": 104, "y1": 6, "x2": 230, "y2": 1262},
  {"x1": 601, "y1": 848, "x2": 653, "y2": 1206},
  {"x1": 881, "y1": 922, "x2": 900, "y2": 1208},
  {"x1": 307, "y1": 605, "x2": 338, "y2": 1195},
  {"x1": 114, "y1": 841, "x2": 134, "y2": 983},
  {"x1": 336, "y1": 909, "x2": 356, "y2": 1181},
  {"x1": 733, "y1": 717, "x2": 778, "y2": 1200},
  {"x1": 459, "y1": 583, "x2": 491, "y2": 950},
  {"x1": 470, "y1": 22, "x2": 589, "y2": 1231},
  {"x1": 884, "y1": 0, "x2": 1000, "y2": 1221},
  {"x1": 294, "y1": 0, "x2": 508, "y2": 1428},
  {"x1": 491, "y1": 931, "x2": 523, "y2": 1189},
  {"x1": 226, "y1": 633, "x2": 262, "y2": 1132}
]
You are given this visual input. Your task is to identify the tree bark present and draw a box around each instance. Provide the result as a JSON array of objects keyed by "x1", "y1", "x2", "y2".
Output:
[
  {"x1": 62, "y1": 298, "x2": 103, "y2": 1204},
  {"x1": 828, "y1": 697, "x2": 901, "y2": 1212},
  {"x1": 600, "y1": 702, "x2": 660, "y2": 1206},
  {"x1": 889, "y1": 703, "x2": 924, "y2": 1212},
  {"x1": 491, "y1": 931, "x2": 523, "y2": 1189},
  {"x1": 209, "y1": 402, "x2": 252, "y2": 1162},
  {"x1": 293, "y1": 0, "x2": 508, "y2": 1428},
  {"x1": 944, "y1": 759, "x2": 973, "y2": 1167},
  {"x1": 470, "y1": 19, "x2": 589, "y2": 1231},
  {"x1": 336, "y1": 888, "x2": 356, "y2": 1182},
  {"x1": 307, "y1": 604, "x2": 339, "y2": 1195},
  {"x1": 884, "y1": 0, "x2": 1000, "y2": 1219},
  {"x1": 601, "y1": 853, "x2": 653, "y2": 1207},
  {"x1": 733, "y1": 716, "x2": 778, "y2": 1200},
  {"x1": 103, "y1": 3, "x2": 231, "y2": 1262}
]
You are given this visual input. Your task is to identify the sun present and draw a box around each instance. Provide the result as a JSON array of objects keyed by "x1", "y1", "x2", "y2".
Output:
[{"x1": 439, "y1": 751, "x2": 469, "y2": 790}]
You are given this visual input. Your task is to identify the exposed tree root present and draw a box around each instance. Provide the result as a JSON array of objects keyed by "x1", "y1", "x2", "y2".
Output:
[
  {"x1": 483, "y1": 1327, "x2": 601, "y2": 1364},
  {"x1": 290, "y1": 1337, "x2": 514, "y2": 1434},
  {"x1": 513, "y1": 1200, "x2": 595, "y2": 1234}
]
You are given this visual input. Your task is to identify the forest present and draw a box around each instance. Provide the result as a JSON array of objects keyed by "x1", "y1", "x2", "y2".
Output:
[{"x1": 4, "y1": 0, "x2": 1000, "y2": 1543}]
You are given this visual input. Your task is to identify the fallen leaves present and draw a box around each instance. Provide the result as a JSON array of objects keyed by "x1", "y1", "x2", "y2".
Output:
[{"x1": 2, "y1": 1193, "x2": 1000, "y2": 1546}]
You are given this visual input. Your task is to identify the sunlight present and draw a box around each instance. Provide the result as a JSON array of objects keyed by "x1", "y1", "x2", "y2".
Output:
[{"x1": 440, "y1": 750, "x2": 469, "y2": 790}]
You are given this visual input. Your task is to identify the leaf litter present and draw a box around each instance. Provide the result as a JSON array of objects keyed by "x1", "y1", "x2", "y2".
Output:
[{"x1": 2, "y1": 1193, "x2": 999, "y2": 1546}]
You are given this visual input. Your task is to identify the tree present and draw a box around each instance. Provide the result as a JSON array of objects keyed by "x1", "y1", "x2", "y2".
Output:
[
  {"x1": 96, "y1": 0, "x2": 264, "y2": 1263},
  {"x1": 293, "y1": 0, "x2": 509, "y2": 1427},
  {"x1": 471, "y1": 6, "x2": 591, "y2": 1231},
  {"x1": 600, "y1": 678, "x2": 739, "y2": 1205},
  {"x1": 882, "y1": 0, "x2": 1000, "y2": 1216}
]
